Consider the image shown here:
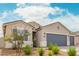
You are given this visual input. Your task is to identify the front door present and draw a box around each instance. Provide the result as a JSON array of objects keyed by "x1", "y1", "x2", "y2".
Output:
[{"x1": 32, "y1": 32, "x2": 37, "y2": 47}]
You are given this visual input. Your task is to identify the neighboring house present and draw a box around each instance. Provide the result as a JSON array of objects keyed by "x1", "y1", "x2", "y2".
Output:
[{"x1": 2, "y1": 20, "x2": 79, "y2": 48}]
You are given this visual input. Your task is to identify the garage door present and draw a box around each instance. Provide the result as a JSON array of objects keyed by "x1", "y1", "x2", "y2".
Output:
[
  {"x1": 70, "y1": 36, "x2": 74, "y2": 46},
  {"x1": 47, "y1": 34, "x2": 67, "y2": 46}
]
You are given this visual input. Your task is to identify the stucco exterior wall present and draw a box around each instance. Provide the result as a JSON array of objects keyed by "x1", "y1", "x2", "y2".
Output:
[{"x1": 4, "y1": 21, "x2": 33, "y2": 48}]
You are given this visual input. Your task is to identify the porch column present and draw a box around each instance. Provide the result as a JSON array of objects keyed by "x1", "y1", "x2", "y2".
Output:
[{"x1": 67, "y1": 35, "x2": 70, "y2": 46}]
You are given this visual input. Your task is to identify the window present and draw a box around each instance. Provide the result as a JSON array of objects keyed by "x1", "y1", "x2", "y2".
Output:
[
  {"x1": 18, "y1": 30, "x2": 24, "y2": 36},
  {"x1": 12, "y1": 29, "x2": 17, "y2": 41},
  {"x1": 3, "y1": 25, "x2": 6, "y2": 36},
  {"x1": 24, "y1": 36, "x2": 28, "y2": 41},
  {"x1": 18, "y1": 30, "x2": 28, "y2": 41},
  {"x1": 12, "y1": 29, "x2": 28, "y2": 41},
  {"x1": 24, "y1": 30, "x2": 28, "y2": 41},
  {"x1": 13, "y1": 29, "x2": 17, "y2": 33},
  {"x1": 44, "y1": 33, "x2": 45, "y2": 37},
  {"x1": 57, "y1": 26, "x2": 60, "y2": 30}
]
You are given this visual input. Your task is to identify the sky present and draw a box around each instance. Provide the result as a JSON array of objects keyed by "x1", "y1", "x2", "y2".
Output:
[{"x1": 0, "y1": 3, "x2": 79, "y2": 37}]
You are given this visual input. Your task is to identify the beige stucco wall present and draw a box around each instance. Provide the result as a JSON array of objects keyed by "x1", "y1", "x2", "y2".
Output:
[
  {"x1": 4, "y1": 21, "x2": 33, "y2": 48},
  {"x1": 38, "y1": 22, "x2": 75, "y2": 47},
  {"x1": 43, "y1": 23, "x2": 70, "y2": 35}
]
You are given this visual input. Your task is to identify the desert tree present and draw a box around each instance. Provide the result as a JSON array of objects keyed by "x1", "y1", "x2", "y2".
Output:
[{"x1": 4, "y1": 29, "x2": 30, "y2": 56}]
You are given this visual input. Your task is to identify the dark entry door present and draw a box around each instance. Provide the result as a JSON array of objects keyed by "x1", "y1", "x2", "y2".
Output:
[{"x1": 32, "y1": 32, "x2": 37, "y2": 47}]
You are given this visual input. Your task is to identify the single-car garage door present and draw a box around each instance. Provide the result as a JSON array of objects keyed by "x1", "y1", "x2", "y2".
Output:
[{"x1": 47, "y1": 34, "x2": 67, "y2": 46}]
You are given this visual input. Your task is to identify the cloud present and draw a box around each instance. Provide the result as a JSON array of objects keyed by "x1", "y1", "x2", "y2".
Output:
[
  {"x1": 0, "y1": 11, "x2": 24, "y2": 23},
  {"x1": 16, "y1": 3, "x2": 50, "y2": 7},
  {"x1": 14, "y1": 3, "x2": 64, "y2": 25},
  {"x1": 7, "y1": 3, "x2": 79, "y2": 32}
]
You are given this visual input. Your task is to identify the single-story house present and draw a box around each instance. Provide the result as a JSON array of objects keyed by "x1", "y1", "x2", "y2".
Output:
[{"x1": 2, "y1": 20, "x2": 79, "y2": 48}]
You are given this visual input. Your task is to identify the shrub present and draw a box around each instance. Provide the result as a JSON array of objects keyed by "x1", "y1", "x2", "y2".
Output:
[
  {"x1": 38, "y1": 48, "x2": 44, "y2": 56},
  {"x1": 52, "y1": 45, "x2": 60, "y2": 54},
  {"x1": 48, "y1": 50, "x2": 53, "y2": 56},
  {"x1": 48, "y1": 44, "x2": 53, "y2": 50},
  {"x1": 68, "y1": 47, "x2": 76, "y2": 56},
  {"x1": 23, "y1": 45, "x2": 32, "y2": 55}
]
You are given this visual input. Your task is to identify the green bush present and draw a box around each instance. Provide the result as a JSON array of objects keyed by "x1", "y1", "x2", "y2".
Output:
[
  {"x1": 52, "y1": 45, "x2": 60, "y2": 54},
  {"x1": 38, "y1": 48, "x2": 44, "y2": 56},
  {"x1": 23, "y1": 45, "x2": 32, "y2": 55},
  {"x1": 48, "y1": 44, "x2": 53, "y2": 50},
  {"x1": 48, "y1": 50, "x2": 53, "y2": 56},
  {"x1": 68, "y1": 47, "x2": 76, "y2": 56}
]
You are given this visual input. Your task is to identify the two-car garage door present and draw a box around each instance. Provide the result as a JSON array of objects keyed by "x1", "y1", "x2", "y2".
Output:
[{"x1": 47, "y1": 34, "x2": 74, "y2": 46}]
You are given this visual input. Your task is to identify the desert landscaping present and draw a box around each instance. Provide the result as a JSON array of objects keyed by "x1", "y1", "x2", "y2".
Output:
[
  {"x1": 0, "y1": 48, "x2": 68, "y2": 56},
  {"x1": 0, "y1": 45, "x2": 79, "y2": 56}
]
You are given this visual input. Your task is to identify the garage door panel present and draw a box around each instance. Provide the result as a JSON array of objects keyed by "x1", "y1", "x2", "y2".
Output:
[{"x1": 47, "y1": 34, "x2": 67, "y2": 46}]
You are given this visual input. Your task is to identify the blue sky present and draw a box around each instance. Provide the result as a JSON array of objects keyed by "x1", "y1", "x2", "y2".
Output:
[
  {"x1": 0, "y1": 3, "x2": 79, "y2": 36},
  {"x1": 0, "y1": 3, "x2": 79, "y2": 15},
  {"x1": 50, "y1": 3, "x2": 79, "y2": 15},
  {"x1": 0, "y1": 3, "x2": 17, "y2": 13}
]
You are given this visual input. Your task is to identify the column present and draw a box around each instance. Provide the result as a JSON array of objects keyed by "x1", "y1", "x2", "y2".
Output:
[{"x1": 67, "y1": 35, "x2": 70, "y2": 46}]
